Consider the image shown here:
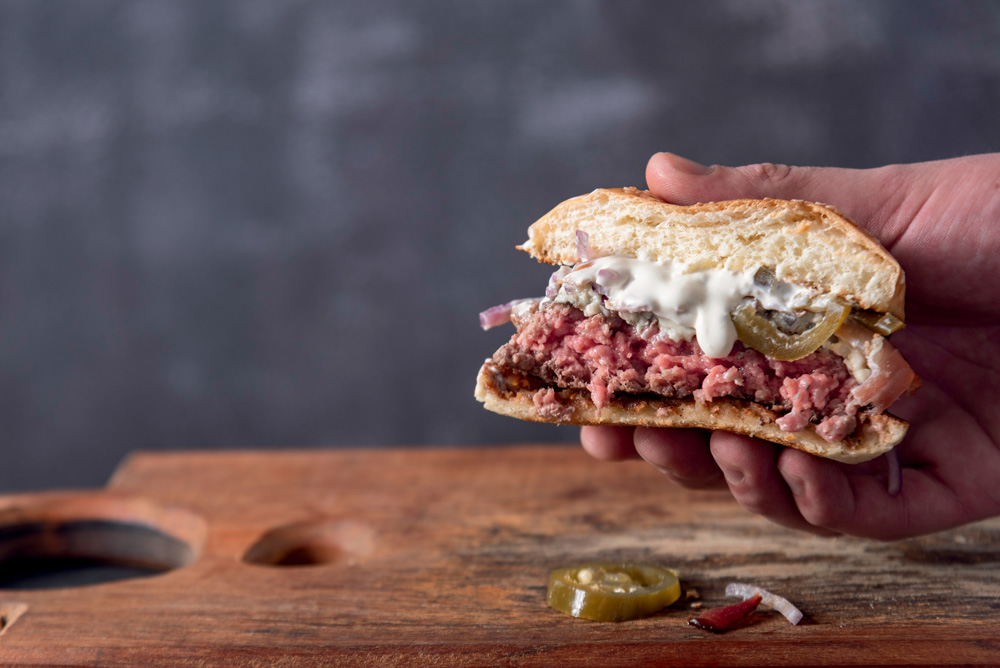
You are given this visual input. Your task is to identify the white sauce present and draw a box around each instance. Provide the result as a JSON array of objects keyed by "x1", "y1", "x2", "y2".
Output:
[{"x1": 552, "y1": 256, "x2": 818, "y2": 359}]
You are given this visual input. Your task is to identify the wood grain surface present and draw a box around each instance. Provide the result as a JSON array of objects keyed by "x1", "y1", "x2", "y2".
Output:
[{"x1": 0, "y1": 445, "x2": 998, "y2": 667}]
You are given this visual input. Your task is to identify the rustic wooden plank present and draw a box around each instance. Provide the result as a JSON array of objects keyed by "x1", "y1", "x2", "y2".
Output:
[{"x1": 0, "y1": 445, "x2": 997, "y2": 666}]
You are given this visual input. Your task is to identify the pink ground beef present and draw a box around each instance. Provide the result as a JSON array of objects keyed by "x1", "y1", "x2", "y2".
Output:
[
  {"x1": 532, "y1": 387, "x2": 576, "y2": 421},
  {"x1": 494, "y1": 302, "x2": 861, "y2": 442}
]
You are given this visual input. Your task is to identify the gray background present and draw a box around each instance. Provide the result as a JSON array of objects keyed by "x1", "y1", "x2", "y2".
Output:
[{"x1": 2, "y1": 0, "x2": 999, "y2": 492}]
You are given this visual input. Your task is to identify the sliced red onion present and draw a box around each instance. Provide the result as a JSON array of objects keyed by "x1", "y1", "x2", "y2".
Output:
[
  {"x1": 886, "y1": 446, "x2": 902, "y2": 496},
  {"x1": 725, "y1": 583, "x2": 803, "y2": 625},
  {"x1": 479, "y1": 304, "x2": 512, "y2": 330},
  {"x1": 575, "y1": 229, "x2": 595, "y2": 261},
  {"x1": 478, "y1": 298, "x2": 537, "y2": 330},
  {"x1": 545, "y1": 266, "x2": 572, "y2": 299}
]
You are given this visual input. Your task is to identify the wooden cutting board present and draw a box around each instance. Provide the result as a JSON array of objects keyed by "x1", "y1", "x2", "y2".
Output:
[{"x1": 0, "y1": 445, "x2": 998, "y2": 666}]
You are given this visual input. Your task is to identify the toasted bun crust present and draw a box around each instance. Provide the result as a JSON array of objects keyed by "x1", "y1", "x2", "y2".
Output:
[
  {"x1": 518, "y1": 188, "x2": 905, "y2": 320},
  {"x1": 475, "y1": 362, "x2": 907, "y2": 464}
]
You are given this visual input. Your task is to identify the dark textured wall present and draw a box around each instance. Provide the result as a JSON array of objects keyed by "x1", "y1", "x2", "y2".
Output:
[{"x1": 2, "y1": 1, "x2": 999, "y2": 492}]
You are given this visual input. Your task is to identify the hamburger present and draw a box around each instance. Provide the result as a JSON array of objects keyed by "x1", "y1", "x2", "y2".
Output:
[{"x1": 475, "y1": 187, "x2": 918, "y2": 464}]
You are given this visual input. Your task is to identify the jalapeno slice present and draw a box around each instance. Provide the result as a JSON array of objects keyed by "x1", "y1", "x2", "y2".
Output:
[
  {"x1": 547, "y1": 562, "x2": 681, "y2": 622},
  {"x1": 731, "y1": 301, "x2": 850, "y2": 361},
  {"x1": 852, "y1": 309, "x2": 905, "y2": 336}
]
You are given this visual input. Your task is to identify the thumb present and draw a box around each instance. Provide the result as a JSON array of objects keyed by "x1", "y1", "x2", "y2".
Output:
[{"x1": 645, "y1": 152, "x2": 909, "y2": 245}]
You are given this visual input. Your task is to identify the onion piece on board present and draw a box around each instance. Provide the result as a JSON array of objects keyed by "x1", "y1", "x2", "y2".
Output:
[{"x1": 725, "y1": 583, "x2": 803, "y2": 625}]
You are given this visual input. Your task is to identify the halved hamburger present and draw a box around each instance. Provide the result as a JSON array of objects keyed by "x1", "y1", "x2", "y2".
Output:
[{"x1": 476, "y1": 187, "x2": 918, "y2": 464}]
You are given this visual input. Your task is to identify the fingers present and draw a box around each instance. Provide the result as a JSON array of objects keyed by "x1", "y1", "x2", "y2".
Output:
[
  {"x1": 581, "y1": 425, "x2": 725, "y2": 489},
  {"x1": 776, "y1": 446, "x2": 973, "y2": 541},
  {"x1": 645, "y1": 152, "x2": 826, "y2": 205},
  {"x1": 644, "y1": 152, "x2": 912, "y2": 247},
  {"x1": 709, "y1": 432, "x2": 839, "y2": 536},
  {"x1": 633, "y1": 427, "x2": 724, "y2": 489},
  {"x1": 585, "y1": 423, "x2": 960, "y2": 540},
  {"x1": 580, "y1": 426, "x2": 639, "y2": 460},
  {"x1": 775, "y1": 448, "x2": 894, "y2": 539},
  {"x1": 711, "y1": 432, "x2": 924, "y2": 540}
]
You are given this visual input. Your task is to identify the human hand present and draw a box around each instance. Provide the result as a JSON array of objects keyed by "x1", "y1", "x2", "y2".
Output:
[{"x1": 582, "y1": 153, "x2": 1000, "y2": 540}]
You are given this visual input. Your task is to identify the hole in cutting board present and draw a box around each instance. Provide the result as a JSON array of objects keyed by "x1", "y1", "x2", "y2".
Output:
[
  {"x1": 243, "y1": 520, "x2": 375, "y2": 567},
  {"x1": 0, "y1": 493, "x2": 206, "y2": 590}
]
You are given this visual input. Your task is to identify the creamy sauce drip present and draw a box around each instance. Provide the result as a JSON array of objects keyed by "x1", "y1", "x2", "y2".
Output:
[{"x1": 554, "y1": 256, "x2": 816, "y2": 359}]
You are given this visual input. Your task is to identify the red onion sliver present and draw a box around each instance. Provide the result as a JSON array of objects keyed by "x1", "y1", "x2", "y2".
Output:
[
  {"x1": 479, "y1": 304, "x2": 513, "y2": 330},
  {"x1": 575, "y1": 229, "x2": 595, "y2": 261},
  {"x1": 479, "y1": 298, "x2": 538, "y2": 330},
  {"x1": 545, "y1": 266, "x2": 572, "y2": 299},
  {"x1": 725, "y1": 583, "x2": 803, "y2": 625}
]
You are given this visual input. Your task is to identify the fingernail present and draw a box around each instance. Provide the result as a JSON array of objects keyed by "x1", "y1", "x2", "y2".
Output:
[
  {"x1": 784, "y1": 473, "x2": 805, "y2": 497},
  {"x1": 664, "y1": 152, "x2": 713, "y2": 176},
  {"x1": 721, "y1": 464, "x2": 745, "y2": 486},
  {"x1": 657, "y1": 468, "x2": 698, "y2": 484}
]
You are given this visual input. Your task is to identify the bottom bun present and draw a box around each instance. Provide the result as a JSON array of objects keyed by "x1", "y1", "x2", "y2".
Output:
[{"x1": 475, "y1": 362, "x2": 907, "y2": 464}]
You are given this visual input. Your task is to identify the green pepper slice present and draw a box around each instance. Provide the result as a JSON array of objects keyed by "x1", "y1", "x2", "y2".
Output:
[
  {"x1": 852, "y1": 309, "x2": 905, "y2": 336},
  {"x1": 547, "y1": 562, "x2": 681, "y2": 622}
]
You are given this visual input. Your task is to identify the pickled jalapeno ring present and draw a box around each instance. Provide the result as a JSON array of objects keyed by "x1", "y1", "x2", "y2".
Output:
[
  {"x1": 546, "y1": 562, "x2": 681, "y2": 622},
  {"x1": 731, "y1": 301, "x2": 850, "y2": 361}
]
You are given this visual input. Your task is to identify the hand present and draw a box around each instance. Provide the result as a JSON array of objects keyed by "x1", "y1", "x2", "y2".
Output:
[{"x1": 582, "y1": 153, "x2": 1000, "y2": 540}]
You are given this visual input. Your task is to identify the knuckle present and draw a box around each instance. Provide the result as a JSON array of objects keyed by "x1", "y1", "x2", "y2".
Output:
[{"x1": 747, "y1": 162, "x2": 796, "y2": 185}]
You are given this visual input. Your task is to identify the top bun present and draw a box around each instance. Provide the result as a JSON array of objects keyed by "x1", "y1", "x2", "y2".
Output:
[{"x1": 518, "y1": 188, "x2": 905, "y2": 319}]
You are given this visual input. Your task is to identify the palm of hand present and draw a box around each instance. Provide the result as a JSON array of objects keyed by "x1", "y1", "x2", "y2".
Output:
[
  {"x1": 884, "y1": 323, "x2": 1000, "y2": 534},
  {"x1": 826, "y1": 160, "x2": 1000, "y2": 536}
]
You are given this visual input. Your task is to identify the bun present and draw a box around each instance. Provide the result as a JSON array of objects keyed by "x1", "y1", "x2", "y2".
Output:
[
  {"x1": 475, "y1": 362, "x2": 907, "y2": 464},
  {"x1": 478, "y1": 189, "x2": 914, "y2": 463},
  {"x1": 518, "y1": 188, "x2": 905, "y2": 319}
]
